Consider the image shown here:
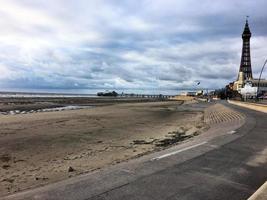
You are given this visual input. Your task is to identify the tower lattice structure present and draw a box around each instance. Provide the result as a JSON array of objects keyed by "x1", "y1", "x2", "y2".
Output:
[{"x1": 238, "y1": 19, "x2": 253, "y2": 80}]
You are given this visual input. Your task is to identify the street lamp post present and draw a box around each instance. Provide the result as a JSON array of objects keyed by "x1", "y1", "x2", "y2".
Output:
[{"x1": 256, "y1": 59, "x2": 267, "y2": 100}]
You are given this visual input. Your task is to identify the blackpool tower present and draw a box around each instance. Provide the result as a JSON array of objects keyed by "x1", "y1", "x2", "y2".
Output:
[{"x1": 238, "y1": 18, "x2": 253, "y2": 80}]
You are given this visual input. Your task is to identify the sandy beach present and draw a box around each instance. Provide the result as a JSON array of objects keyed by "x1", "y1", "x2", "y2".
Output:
[{"x1": 0, "y1": 98, "x2": 208, "y2": 196}]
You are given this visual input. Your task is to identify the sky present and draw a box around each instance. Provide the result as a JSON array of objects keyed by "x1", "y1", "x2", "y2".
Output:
[{"x1": 0, "y1": 0, "x2": 267, "y2": 94}]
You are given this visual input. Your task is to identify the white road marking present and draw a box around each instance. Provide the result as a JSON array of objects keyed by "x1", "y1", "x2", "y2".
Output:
[
  {"x1": 228, "y1": 130, "x2": 237, "y2": 134},
  {"x1": 151, "y1": 141, "x2": 208, "y2": 161}
]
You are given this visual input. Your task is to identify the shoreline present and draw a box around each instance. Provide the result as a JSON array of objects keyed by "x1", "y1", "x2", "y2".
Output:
[{"x1": 0, "y1": 96, "x2": 174, "y2": 112}]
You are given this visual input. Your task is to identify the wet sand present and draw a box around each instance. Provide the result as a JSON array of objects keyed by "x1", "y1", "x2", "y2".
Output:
[
  {"x1": 0, "y1": 98, "x2": 208, "y2": 196},
  {"x1": 0, "y1": 97, "x2": 166, "y2": 113}
]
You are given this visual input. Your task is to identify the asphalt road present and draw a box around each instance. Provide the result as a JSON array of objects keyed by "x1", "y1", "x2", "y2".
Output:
[{"x1": 3, "y1": 101, "x2": 267, "y2": 200}]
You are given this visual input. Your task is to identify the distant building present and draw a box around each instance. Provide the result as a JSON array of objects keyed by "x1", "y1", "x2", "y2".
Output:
[
  {"x1": 240, "y1": 79, "x2": 267, "y2": 98},
  {"x1": 196, "y1": 90, "x2": 203, "y2": 96},
  {"x1": 180, "y1": 91, "x2": 196, "y2": 96},
  {"x1": 232, "y1": 19, "x2": 267, "y2": 97}
]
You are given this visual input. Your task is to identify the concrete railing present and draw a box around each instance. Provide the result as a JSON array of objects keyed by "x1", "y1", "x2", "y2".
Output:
[{"x1": 228, "y1": 100, "x2": 267, "y2": 114}]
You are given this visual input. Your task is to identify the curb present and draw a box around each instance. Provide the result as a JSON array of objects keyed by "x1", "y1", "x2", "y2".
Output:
[
  {"x1": 248, "y1": 181, "x2": 267, "y2": 200},
  {"x1": 228, "y1": 100, "x2": 267, "y2": 113}
]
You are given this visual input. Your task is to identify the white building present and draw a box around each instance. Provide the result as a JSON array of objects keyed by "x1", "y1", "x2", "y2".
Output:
[
  {"x1": 239, "y1": 80, "x2": 267, "y2": 98},
  {"x1": 234, "y1": 72, "x2": 267, "y2": 98},
  {"x1": 240, "y1": 81, "x2": 257, "y2": 98}
]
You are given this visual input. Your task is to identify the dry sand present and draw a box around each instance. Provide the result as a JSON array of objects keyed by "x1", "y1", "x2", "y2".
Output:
[{"x1": 0, "y1": 99, "x2": 208, "y2": 196}]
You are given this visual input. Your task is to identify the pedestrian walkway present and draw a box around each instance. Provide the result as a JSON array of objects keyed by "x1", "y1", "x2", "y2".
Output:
[
  {"x1": 228, "y1": 100, "x2": 267, "y2": 113},
  {"x1": 204, "y1": 103, "x2": 245, "y2": 124}
]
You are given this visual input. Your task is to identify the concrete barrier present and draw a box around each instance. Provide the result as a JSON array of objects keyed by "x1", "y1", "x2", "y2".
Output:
[
  {"x1": 228, "y1": 100, "x2": 267, "y2": 114},
  {"x1": 248, "y1": 181, "x2": 267, "y2": 200}
]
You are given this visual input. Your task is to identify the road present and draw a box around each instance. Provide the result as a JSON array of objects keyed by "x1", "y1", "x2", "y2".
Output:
[{"x1": 3, "y1": 101, "x2": 267, "y2": 200}]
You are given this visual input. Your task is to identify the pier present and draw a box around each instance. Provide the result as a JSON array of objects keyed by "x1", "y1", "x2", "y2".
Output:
[{"x1": 119, "y1": 93, "x2": 174, "y2": 99}]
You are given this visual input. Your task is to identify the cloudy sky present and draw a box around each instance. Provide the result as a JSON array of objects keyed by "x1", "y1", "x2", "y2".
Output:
[{"x1": 0, "y1": 0, "x2": 266, "y2": 94}]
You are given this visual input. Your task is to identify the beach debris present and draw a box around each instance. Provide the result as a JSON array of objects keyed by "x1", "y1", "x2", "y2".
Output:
[
  {"x1": 0, "y1": 154, "x2": 11, "y2": 162},
  {"x1": 35, "y1": 177, "x2": 48, "y2": 181},
  {"x1": 2, "y1": 164, "x2": 10, "y2": 169},
  {"x1": 68, "y1": 166, "x2": 75, "y2": 172},
  {"x1": 13, "y1": 159, "x2": 25, "y2": 163},
  {"x1": 156, "y1": 130, "x2": 195, "y2": 147},
  {"x1": 9, "y1": 111, "x2": 16, "y2": 115},
  {"x1": 178, "y1": 127, "x2": 186, "y2": 133},
  {"x1": 133, "y1": 140, "x2": 154, "y2": 145},
  {"x1": 2, "y1": 178, "x2": 14, "y2": 183},
  {"x1": 185, "y1": 127, "x2": 199, "y2": 136}
]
